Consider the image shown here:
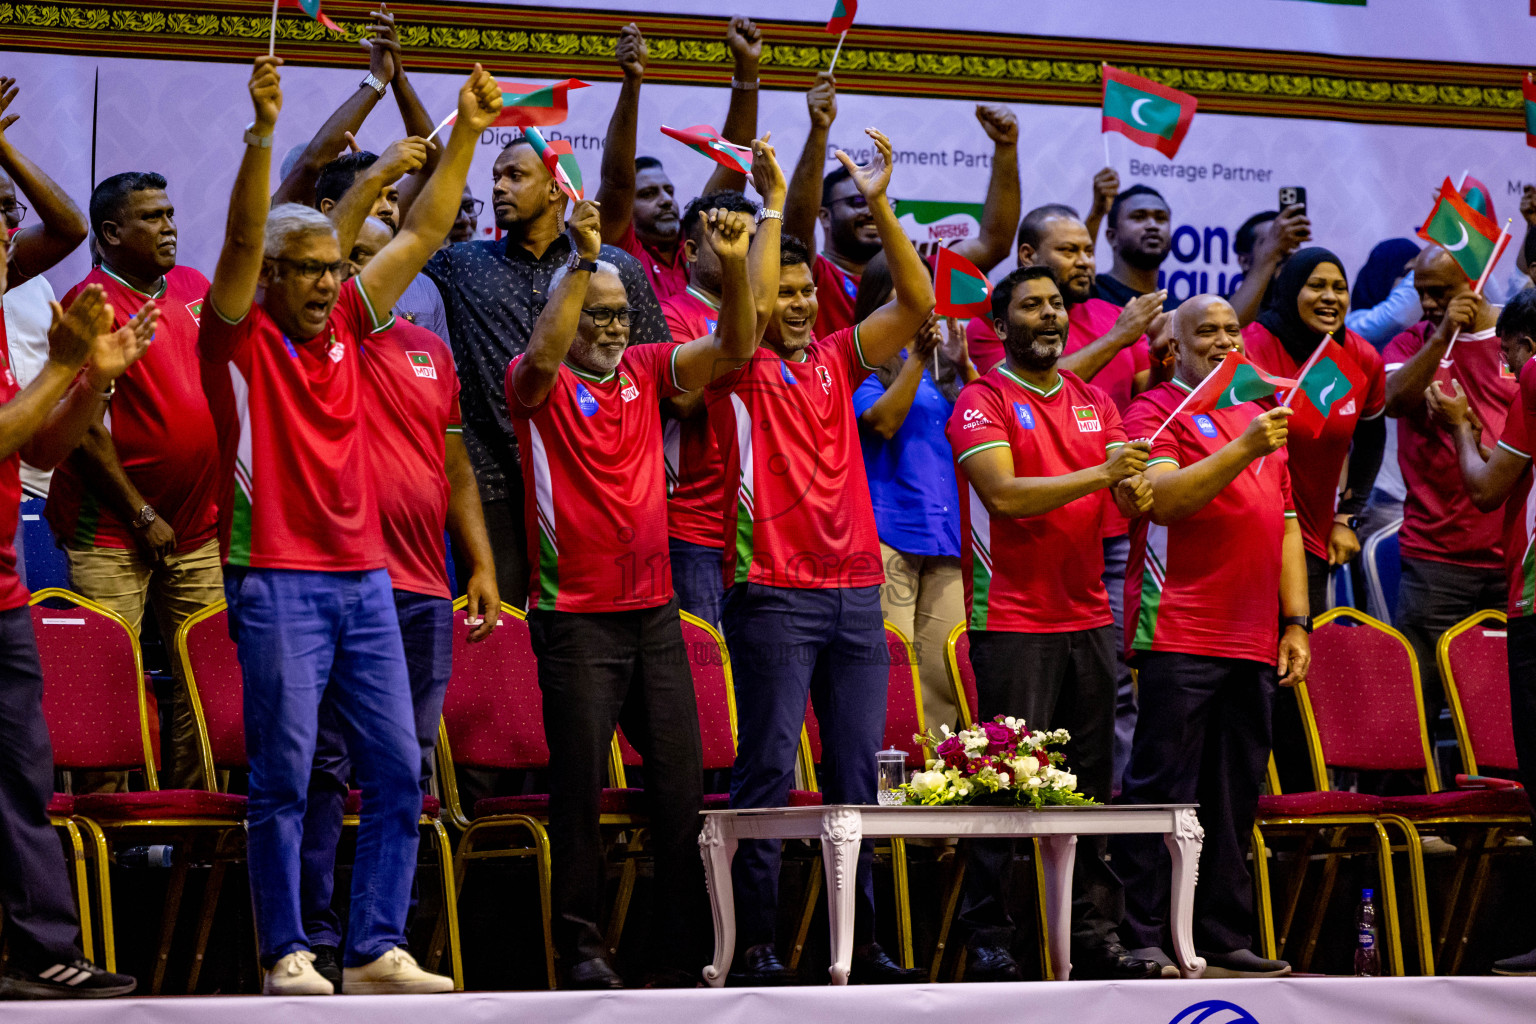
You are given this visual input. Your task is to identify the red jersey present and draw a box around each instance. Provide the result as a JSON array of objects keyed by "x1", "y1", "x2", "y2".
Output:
[
  {"x1": 1384, "y1": 322, "x2": 1514, "y2": 569},
  {"x1": 1123, "y1": 380, "x2": 1296, "y2": 665},
  {"x1": 812, "y1": 254, "x2": 860, "y2": 339},
  {"x1": 618, "y1": 224, "x2": 689, "y2": 305},
  {"x1": 1241, "y1": 324, "x2": 1385, "y2": 561},
  {"x1": 49, "y1": 266, "x2": 220, "y2": 554},
  {"x1": 709, "y1": 327, "x2": 883, "y2": 590},
  {"x1": 1496, "y1": 359, "x2": 1536, "y2": 618},
  {"x1": 965, "y1": 299, "x2": 1149, "y2": 409},
  {"x1": 508, "y1": 342, "x2": 683, "y2": 613},
  {"x1": 948, "y1": 366, "x2": 1126, "y2": 633},
  {"x1": 660, "y1": 287, "x2": 726, "y2": 548},
  {"x1": 0, "y1": 314, "x2": 24, "y2": 610},
  {"x1": 199, "y1": 280, "x2": 385, "y2": 572},
  {"x1": 361, "y1": 320, "x2": 461, "y2": 599}
]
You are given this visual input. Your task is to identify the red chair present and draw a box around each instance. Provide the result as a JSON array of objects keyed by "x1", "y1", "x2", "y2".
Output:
[{"x1": 945, "y1": 622, "x2": 979, "y2": 728}]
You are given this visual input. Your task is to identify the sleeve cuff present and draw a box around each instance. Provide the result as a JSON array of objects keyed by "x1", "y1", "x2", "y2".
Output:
[
  {"x1": 1146, "y1": 456, "x2": 1180, "y2": 469},
  {"x1": 853, "y1": 324, "x2": 878, "y2": 373},
  {"x1": 957, "y1": 439, "x2": 1009, "y2": 463},
  {"x1": 1498, "y1": 439, "x2": 1533, "y2": 460},
  {"x1": 669, "y1": 343, "x2": 685, "y2": 393}
]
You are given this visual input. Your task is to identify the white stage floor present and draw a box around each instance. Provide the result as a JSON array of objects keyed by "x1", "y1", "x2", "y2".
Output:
[{"x1": 7, "y1": 977, "x2": 1536, "y2": 1024}]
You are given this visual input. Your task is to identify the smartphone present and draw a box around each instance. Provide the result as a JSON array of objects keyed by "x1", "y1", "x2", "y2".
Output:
[{"x1": 1278, "y1": 186, "x2": 1307, "y2": 215}]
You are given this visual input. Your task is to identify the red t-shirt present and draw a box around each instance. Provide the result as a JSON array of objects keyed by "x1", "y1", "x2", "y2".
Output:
[
  {"x1": 1241, "y1": 323, "x2": 1386, "y2": 561},
  {"x1": 618, "y1": 223, "x2": 689, "y2": 305},
  {"x1": 947, "y1": 366, "x2": 1126, "y2": 633},
  {"x1": 660, "y1": 287, "x2": 725, "y2": 549},
  {"x1": 198, "y1": 280, "x2": 385, "y2": 571},
  {"x1": 1123, "y1": 380, "x2": 1296, "y2": 665},
  {"x1": 361, "y1": 320, "x2": 461, "y2": 599},
  {"x1": 1495, "y1": 359, "x2": 1536, "y2": 618},
  {"x1": 0, "y1": 314, "x2": 24, "y2": 610},
  {"x1": 708, "y1": 327, "x2": 884, "y2": 590},
  {"x1": 49, "y1": 266, "x2": 220, "y2": 554},
  {"x1": 1384, "y1": 321, "x2": 1514, "y2": 569},
  {"x1": 812, "y1": 254, "x2": 860, "y2": 339},
  {"x1": 508, "y1": 342, "x2": 683, "y2": 613}
]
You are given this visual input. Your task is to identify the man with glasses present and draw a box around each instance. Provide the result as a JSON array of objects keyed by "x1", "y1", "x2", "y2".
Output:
[{"x1": 449, "y1": 187, "x2": 481, "y2": 245}]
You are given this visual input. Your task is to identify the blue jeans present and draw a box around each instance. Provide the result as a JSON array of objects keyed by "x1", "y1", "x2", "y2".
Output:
[
  {"x1": 669, "y1": 537, "x2": 724, "y2": 627},
  {"x1": 299, "y1": 590, "x2": 454, "y2": 949},
  {"x1": 722, "y1": 583, "x2": 888, "y2": 946},
  {"x1": 225, "y1": 567, "x2": 420, "y2": 968}
]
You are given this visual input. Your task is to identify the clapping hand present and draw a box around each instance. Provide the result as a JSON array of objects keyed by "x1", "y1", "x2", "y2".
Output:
[{"x1": 86, "y1": 299, "x2": 159, "y2": 389}]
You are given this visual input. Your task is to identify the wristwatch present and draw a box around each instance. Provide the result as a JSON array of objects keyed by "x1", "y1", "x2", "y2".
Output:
[
  {"x1": 566, "y1": 253, "x2": 599, "y2": 274},
  {"x1": 1281, "y1": 615, "x2": 1313, "y2": 634},
  {"x1": 243, "y1": 122, "x2": 273, "y2": 149},
  {"x1": 1334, "y1": 513, "x2": 1361, "y2": 532},
  {"x1": 755, "y1": 207, "x2": 784, "y2": 224},
  {"x1": 361, "y1": 72, "x2": 387, "y2": 97},
  {"x1": 132, "y1": 505, "x2": 158, "y2": 530}
]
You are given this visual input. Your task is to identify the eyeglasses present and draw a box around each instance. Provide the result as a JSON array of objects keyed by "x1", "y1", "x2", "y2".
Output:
[
  {"x1": 459, "y1": 198, "x2": 485, "y2": 218},
  {"x1": 271, "y1": 257, "x2": 347, "y2": 283},
  {"x1": 581, "y1": 307, "x2": 634, "y2": 327},
  {"x1": 829, "y1": 194, "x2": 869, "y2": 210},
  {"x1": 0, "y1": 201, "x2": 27, "y2": 225}
]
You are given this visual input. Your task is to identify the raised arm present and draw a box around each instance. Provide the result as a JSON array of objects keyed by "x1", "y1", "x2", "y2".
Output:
[
  {"x1": 858, "y1": 319, "x2": 940, "y2": 440},
  {"x1": 1229, "y1": 204, "x2": 1309, "y2": 326},
  {"x1": 327, "y1": 136, "x2": 428, "y2": 256},
  {"x1": 359, "y1": 66, "x2": 501, "y2": 317},
  {"x1": 1384, "y1": 294, "x2": 1476, "y2": 416},
  {"x1": 596, "y1": 22, "x2": 647, "y2": 245},
  {"x1": 209, "y1": 56, "x2": 283, "y2": 325},
  {"x1": 446, "y1": 432, "x2": 499, "y2": 640},
  {"x1": 783, "y1": 72, "x2": 836, "y2": 248},
  {"x1": 1059, "y1": 290, "x2": 1165, "y2": 382},
  {"x1": 0, "y1": 78, "x2": 88, "y2": 282},
  {"x1": 1083, "y1": 167, "x2": 1118, "y2": 245},
  {"x1": 375, "y1": 6, "x2": 442, "y2": 214},
  {"x1": 1430, "y1": 378, "x2": 1530, "y2": 512},
  {"x1": 700, "y1": 17, "x2": 763, "y2": 196},
  {"x1": 674, "y1": 207, "x2": 761, "y2": 390},
  {"x1": 948, "y1": 105, "x2": 1018, "y2": 274},
  {"x1": 962, "y1": 438, "x2": 1147, "y2": 519},
  {"x1": 508, "y1": 201, "x2": 602, "y2": 408},
  {"x1": 744, "y1": 136, "x2": 786, "y2": 331},
  {"x1": 1144, "y1": 406, "x2": 1290, "y2": 524},
  {"x1": 846, "y1": 129, "x2": 936, "y2": 366}
]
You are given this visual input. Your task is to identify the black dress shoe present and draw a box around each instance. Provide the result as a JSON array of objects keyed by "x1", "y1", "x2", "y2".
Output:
[
  {"x1": 567, "y1": 957, "x2": 624, "y2": 989},
  {"x1": 964, "y1": 944, "x2": 1023, "y2": 982},
  {"x1": 851, "y1": 942, "x2": 926, "y2": 984},
  {"x1": 727, "y1": 943, "x2": 796, "y2": 986},
  {"x1": 311, "y1": 944, "x2": 343, "y2": 993},
  {"x1": 1072, "y1": 942, "x2": 1162, "y2": 980}
]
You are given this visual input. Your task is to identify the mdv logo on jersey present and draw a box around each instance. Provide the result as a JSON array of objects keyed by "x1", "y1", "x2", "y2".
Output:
[{"x1": 1167, "y1": 999, "x2": 1261, "y2": 1024}]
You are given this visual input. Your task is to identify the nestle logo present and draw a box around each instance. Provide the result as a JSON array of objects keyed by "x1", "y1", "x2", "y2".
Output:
[{"x1": 927, "y1": 224, "x2": 971, "y2": 240}]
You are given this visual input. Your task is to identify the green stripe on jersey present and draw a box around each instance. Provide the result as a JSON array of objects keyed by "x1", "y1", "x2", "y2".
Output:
[
  {"x1": 228, "y1": 489, "x2": 254, "y2": 567},
  {"x1": 73, "y1": 492, "x2": 102, "y2": 547},
  {"x1": 732, "y1": 496, "x2": 754, "y2": 585},
  {"x1": 536, "y1": 527, "x2": 559, "y2": 609},
  {"x1": 1132, "y1": 523, "x2": 1169, "y2": 650},
  {"x1": 966, "y1": 485, "x2": 992, "y2": 630}
]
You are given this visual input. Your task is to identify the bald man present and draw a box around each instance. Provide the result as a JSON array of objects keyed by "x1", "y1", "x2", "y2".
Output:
[
  {"x1": 1381, "y1": 246, "x2": 1513, "y2": 761},
  {"x1": 1112, "y1": 295, "x2": 1308, "y2": 979}
]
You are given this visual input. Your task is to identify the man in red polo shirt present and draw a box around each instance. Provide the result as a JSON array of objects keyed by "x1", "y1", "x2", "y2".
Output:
[
  {"x1": 1113, "y1": 294, "x2": 1309, "y2": 979},
  {"x1": 48, "y1": 171, "x2": 223, "y2": 793},
  {"x1": 946, "y1": 264, "x2": 1158, "y2": 982}
]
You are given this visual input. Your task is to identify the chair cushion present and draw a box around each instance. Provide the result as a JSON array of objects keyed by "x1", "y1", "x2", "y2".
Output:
[
  {"x1": 75, "y1": 789, "x2": 248, "y2": 821},
  {"x1": 1383, "y1": 789, "x2": 1532, "y2": 818},
  {"x1": 1257, "y1": 791, "x2": 1385, "y2": 816},
  {"x1": 702, "y1": 793, "x2": 731, "y2": 810},
  {"x1": 48, "y1": 793, "x2": 74, "y2": 817},
  {"x1": 472, "y1": 788, "x2": 638, "y2": 820},
  {"x1": 342, "y1": 790, "x2": 441, "y2": 820},
  {"x1": 787, "y1": 790, "x2": 823, "y2": 807}
]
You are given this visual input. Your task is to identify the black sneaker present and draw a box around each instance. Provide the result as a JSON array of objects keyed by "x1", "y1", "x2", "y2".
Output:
[
  {"x1": 311, "y1": 944, "x2": 343, "y2": 993},
  {"x1": 0, "y1": 959, "x2": 136, "y2": 999}
]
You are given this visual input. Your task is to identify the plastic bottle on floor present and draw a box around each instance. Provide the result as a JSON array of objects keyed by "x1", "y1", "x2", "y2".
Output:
[{"x1": 1354, "y1": 887, "x2": 1380, "y2": 977}]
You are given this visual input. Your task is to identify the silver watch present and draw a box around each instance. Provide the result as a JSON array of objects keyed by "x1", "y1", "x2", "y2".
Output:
[
  {"x1": 132, "y1": 505, "x2": 158, "y2": 530},
  {"x1": 755, "y1": 207, "x2": 784, "y2": 224},
  {"x1": 243, "y1": 122, "x2": 273, "y2": 149},
  {"x1": 361, "y1": 72, "x2": 387, "y2": 97}
]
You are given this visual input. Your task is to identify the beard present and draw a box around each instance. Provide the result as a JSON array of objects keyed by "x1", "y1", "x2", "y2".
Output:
[
  {"x1": 569, "y1": 334, "x2": 626, "y2": 376},
  {"x1": 832, "y1": 217, "x2": 881, "y2": 263},
  {"x1": 1002, "y1": 321, "x2": 1065, "y2": 371},
  {"x1": 1120, "y1": 242, "x2": 1169, "y2": 272}
]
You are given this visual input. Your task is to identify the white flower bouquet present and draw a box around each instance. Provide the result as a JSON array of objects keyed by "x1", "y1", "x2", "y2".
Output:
[{"x1": 895, "y1": 716, "x2": 1095, "y2": 808}]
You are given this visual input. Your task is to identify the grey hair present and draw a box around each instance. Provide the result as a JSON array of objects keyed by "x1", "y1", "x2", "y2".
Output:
[
  {"x1": 264, "y1": 203, "x2": 336, "y2": 258},
  {"x1": 548, "y1": 259, "x2": 623, "y2": 297}
]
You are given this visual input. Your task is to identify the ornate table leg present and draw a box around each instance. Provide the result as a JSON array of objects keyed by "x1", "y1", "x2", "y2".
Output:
[
  {"x1": 1037, "y1": 834, "x2": 1077, "y2": 981},
  {"x1": 699, "y1": 815, "x2": 739, "y2": 987},
  {"x1": 821, "y1": 807, "x2": 863, "y2": 985},
  {"x1": 1165, "y1": 808, "x2": 1207, "y2": 978}
]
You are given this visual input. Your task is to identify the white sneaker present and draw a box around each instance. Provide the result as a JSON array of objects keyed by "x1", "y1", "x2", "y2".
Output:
[
  {"x1": 264, "y1": 950, "x2": 334, "y2": 995},
  {"x1": 1420, "y1": 835, "x2": 1458, "y2": 857},
  {"x1": 342, "y1": 947, "x2": 453, "y2": 994}
]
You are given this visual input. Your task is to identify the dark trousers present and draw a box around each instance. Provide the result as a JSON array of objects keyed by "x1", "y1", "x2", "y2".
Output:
[
  {"x1": 1509, "y1": 617, "x2": 1536, "y2": 806},
  {"x1": 958, "y1": 626, "x2": 1123, "y2": 953},
  {"x1": 1270, "y1": 553, "x2": 1329, "y2": 794},
  {"x1": 299, "y1": 590, "x2": 454, "y2": 948},
  {"x1": 1114, "y1": 652, "x2": 1276, "y2": 955},
  {"x1": 670, "y1": 537, "x2": 724, "y2": 627},
  {"x1": 1398, "y1": 556, "x2": 1506, "y2": 732},
  {"x1": 722, "y1": 583, "x2": 888, "y2": 947},
  {"x1": 1103, "y1": 534, "x2": 1136, "y2": 792},
  {"x1": 528, "y1": 597, "x2": 705, "y2": 969},
  {"x1": 0, "y1": 606, "x2": 83, "y2": 968},
  {"x1": 462, "y1": 496, "x2": 528, "y2": 613}
]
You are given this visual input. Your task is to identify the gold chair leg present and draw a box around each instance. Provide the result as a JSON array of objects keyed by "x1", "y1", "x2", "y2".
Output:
[
  {"x1": 888, "y1": 838, "x2": 914, "y2": 970},
  {"x1": 789, "y1": 854, "x2": 822, "y2": 972},
  {"x1": 929, "y1": 850, "x2": 966, "y2": 982},
  {"x1": 1033, "y1": 839, "x2": 1053, "y2": 981},
  {"x1": 73, "y1": 817, "x2": 115, "y2": 973},
  {"x1": 1275, "y1": 829, "x2": 1315, "y2": 958},
  {"x1": 1251, "y1": 826, "x2": 1276, "y2": 961},
  {"x1": 427, "y1": 820, "x2": 464, "y2": 990},
  {"x1": 56, "y1": 820, "x2": 93, "y2": 964},
  {"x1": 1370, "y1": 821, "x2": 1405, "y2": 976},
  {"x1": 1449, "y1": 833, "x2": 1499, "y2": 976},
  {"x1": 152, "y1": 856, "x2": 190, "y2": 994},
  {"x1": 1379, "y1": 815, "x2": 1432, "y2": 975},
  {"x1": 187, "y1": 831, "x2": 237, "y2": 994},
  {"x1": 1432, "y1": 831, "x2": 1476, "y2": 964},
  {"x1": 604, "y1": 830, "x2": 644, "y2": 957},
  {"x1": 1299, "y1": 829, "x2": 1345, "y2": 973}
]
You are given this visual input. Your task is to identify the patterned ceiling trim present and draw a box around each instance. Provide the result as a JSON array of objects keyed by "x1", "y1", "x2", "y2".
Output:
[{"x1": 0, "y1": 0, "x2": 1524, "y2": 130}]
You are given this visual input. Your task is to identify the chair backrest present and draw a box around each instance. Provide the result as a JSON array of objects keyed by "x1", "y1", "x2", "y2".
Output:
[
  {"x1": 1299, "y1": 607, "x2": 1437, "y2": 789},
  {"x1": 30, "y1": 588, "x2": 157, "y2": 785},
  {"x1": 1440, "y1": 609, "x2": 1518, "y2": 775},
  {"x1": 440, "y1": 601, "x2": 548, "y2": 771},
  {"x1": 616, "y1": 611, "x2": 737, "y2": 778},
  {"x1": 176, "y1": 600, "x2": 244, "y2": 774},
  {"x1": 799, "y1": 621, "x2": 928, "y2": 787},
  {"x1": 1362, "y1": 518, "x2": 1403, "y2": 625},
  {"x1": 945, "y1": 622, "x2": 978, "y2": 730}
]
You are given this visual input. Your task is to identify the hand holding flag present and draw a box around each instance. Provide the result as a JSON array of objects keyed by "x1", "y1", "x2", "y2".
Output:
[
  {"x1": 1277, "y1": 334, "x2": 1364, "y2": 439},
  {"x1": 1148, "y1": 350, "x2": 1296, "y2": 440},
  {"x1": 825, "y1": 0, "x2": 857, "y2": 71},
  {"x1": 748, "y1": 133, "x2": 787, "y2": 206},
  {"x1": 934, "y1": 247, "x2": 991, "y2": 317},
  {"x1": 524, "y1": 126, "x2": 583, "y2": 202},
  {"x1": 1101, "y1": 65, "x2": 1197, "y2": 159},
  {"x1": 661, "y1": 124, "x2": 754, "y2": 174}
]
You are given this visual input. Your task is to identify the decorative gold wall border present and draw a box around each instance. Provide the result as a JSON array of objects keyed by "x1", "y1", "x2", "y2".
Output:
[{"x1": 0, "y1": 0, "x2": 1524, "y2": 131}]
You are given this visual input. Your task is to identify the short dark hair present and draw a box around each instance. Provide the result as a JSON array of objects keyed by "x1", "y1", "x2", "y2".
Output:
[
  {"x1": 1498, "y1": 287, "x2": 1536, "y2": 341},
  {"x1": 780, "y1": 233, "x2": 813, "y2": 270},
  {"x1": 680, "y1": 190, "x2": 760, "y2": 244},
  {"x1": 990, "y1": 264, "x2": 1058, "y2": 324},
  {"x1": 89, "y1": 171, "x2": 168, "y2": 242},
  {"x1": 315, "y1": 151, "x2": 380, "y2": 208},
  {"x1": 821, "y1": 165, "x2": 853, "y2": 207},
  {"x1": 1017, "y1": 203, "x2": 1081, "y2": 251},
  {"x1": 1235, "y1": 210, "x2": 1278, "y2": 256},
  {"x1": 1107, "y1": 184, "x2": 1168, "y2": 231},
  {"x1": 635, "y1": 156, "x2": 664, "y2": 174}
]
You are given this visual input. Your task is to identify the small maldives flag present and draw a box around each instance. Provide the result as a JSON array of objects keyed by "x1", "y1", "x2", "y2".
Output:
[
  {"x1": 1461, "y1": 175, "x2": 1497, "y2": 222},
  {"x1": 494, "y1": 80, "x2": 588, "y2": 128},
  {"x1": 1101, "y1": 66, "x2": 1197, "y2": 159},
  {"x1": 934, "y1": 247, "x2": 991, "y2": 318},
  {"x1": 1524, "y1": 74, "x2": 1536, "y2": 148},
  {"x1": 826, "y1": 0, "x2": 857, "y2": 33},
  {"x1": 1184, "y1": 351, "x2": 1296, "y2": 415},
  {"x1": 1285, "y1": 338, "x2": 1365, "y2": 438},
  {"x1": 1418, "y1": 177, "x2": 1505, "y2": 285},
  {"x1": 281, "y1": 0, "x2": 341, "y2": 33},
  {"x1": 523, "y1": 127, "x2": 583, "y2": 202},
  {"x1": 660, "y1": 124, "x2": 753, "y2": 174}
]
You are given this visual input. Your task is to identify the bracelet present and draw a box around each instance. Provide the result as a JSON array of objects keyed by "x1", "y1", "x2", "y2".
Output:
[
  {"x1": 731, "y1": 78, "x2": 760, "y2": 91},
  {"x1": 755, "y1": 208, "x2": 784, "y2": 224},
  {"x1": 99, "y1": 378, "x2": 115, "y2": 400}
]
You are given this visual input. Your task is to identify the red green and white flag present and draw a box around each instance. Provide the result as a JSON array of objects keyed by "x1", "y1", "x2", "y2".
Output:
[
  {"x1": 1524, "y1": 74, "x2": 1536, "y2": 148},
  {"x1": 1101, "y1": 66, "x2": 1197, "y2": 159},
  {"x1": 826, "y1": 0, "x2": 857, "y2": 33},
  {"x1": 523, "y1": 127, "x2": 583, "y2": 202},
  {"x1": 660, "y1": 124, "x2": 753, "y2": 174},
  {"x1": 491, "y1": 80, "x2": 588, "y2": 127},
  {"x1": 1460, "y1": 175, "x2": 1497, "y2": 222},
  {"x1": 280, "y1": 0, "x2": 340, "y2": 32},
  {"x1": 1282, "y1": 336, "x2": 1365, "y2": 438},
  {"x1": 1418, "y1": 176, "x2": 1505, "y2": 284},
  {"x1": 934, "y1": 246, "x2": 991, "y2": 318},
  {"x1": 1152, "y1": 350, "x2": 1295, "y2": 439}
]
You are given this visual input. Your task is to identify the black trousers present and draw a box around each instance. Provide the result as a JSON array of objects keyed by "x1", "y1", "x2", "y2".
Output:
[
  {"x1": 527, "y1": 598, "x2": 705, "y2": 970},
  {"x1": 460, "y1": 496, "x2": 529, "y2": 613},
  {"x1": 1114, "y1": 651, "x2": 1275, "y2": 955},
  {"x1": 0, "y1": 605, "x2": 83, "y2": 968},
  {"x1": 1398, "y1": 556, "x2": 1506, "y2": 731},
  {"x1": 958, "y1": 626, "x2": 1123, "y2": 953},
  {"x1": 1510, "y1": 617, "x2": 1536, "y2": 806},
  {"x1": 1270, "y1": 554, "x2": 1328, "y2": 795}
]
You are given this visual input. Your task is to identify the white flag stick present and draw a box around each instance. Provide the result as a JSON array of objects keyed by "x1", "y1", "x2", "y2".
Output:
[
  {"x1": 1103, "y1": 132, "x2": 1112, "y2": 172},
  {"x1": 1149, "y1": 368, "x2": 1222, "y2": 442},
  {"x1": 268, "y1": 0, "x2": 279, "y2": 56},
  {"x1": 424, "y1": 109, "x2": 456, "y2": 145},
  {"x1": 1442, "y1": 217, "x2": 1513, "y2": 365},
  {"x1": 1456, "y1": 169, "x2": 1469, "y2": 191},
  {"x1": 829, "y1": 30, "x2": 847, "y2": 72}
]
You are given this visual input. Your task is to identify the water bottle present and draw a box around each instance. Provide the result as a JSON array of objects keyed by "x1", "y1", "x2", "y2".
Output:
[
  {"x1": 1354, "y1": 887, "x2": 1380, "y2": 976},
  {"x1": 118, "y1": 844, "x2": 174, "y2": 868}
]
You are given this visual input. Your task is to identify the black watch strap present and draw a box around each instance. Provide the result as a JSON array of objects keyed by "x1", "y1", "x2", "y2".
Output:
[
  {"x1": 1281, "y1": 615, "x2": 1313, "y2": 634},
  {"x1": 567, "y1": 253, "x2": 599, "y2": 274}
]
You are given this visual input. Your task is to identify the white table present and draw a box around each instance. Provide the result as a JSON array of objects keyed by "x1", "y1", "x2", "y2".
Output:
[{"x1": 698, "y1": 803, "x2": 1204, "y2": 985}]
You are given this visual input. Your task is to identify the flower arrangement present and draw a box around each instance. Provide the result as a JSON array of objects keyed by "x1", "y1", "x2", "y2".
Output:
[{"x1": 895, "y1": 716, "x2": 1096, "y2": 808}]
